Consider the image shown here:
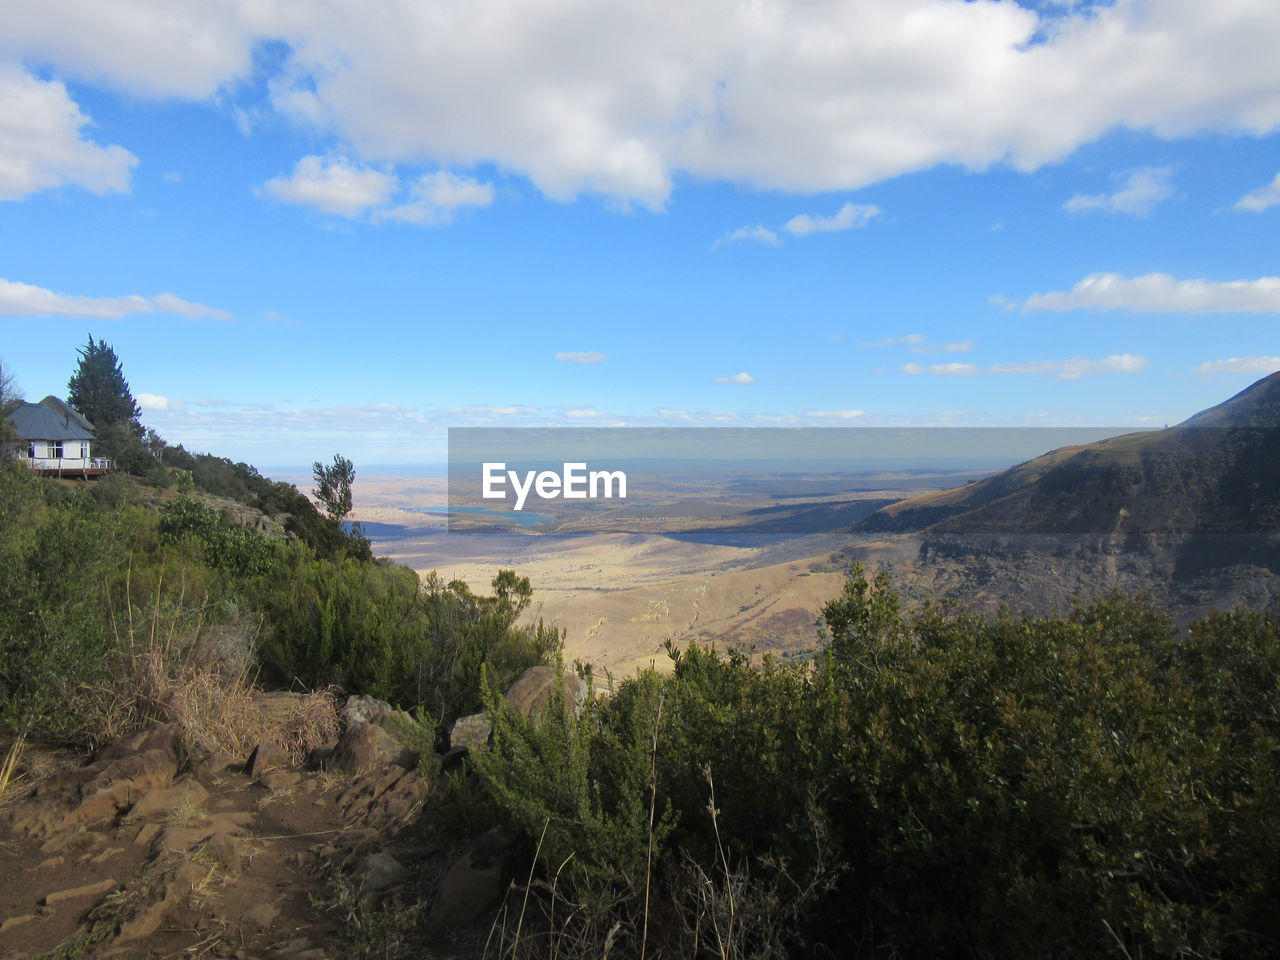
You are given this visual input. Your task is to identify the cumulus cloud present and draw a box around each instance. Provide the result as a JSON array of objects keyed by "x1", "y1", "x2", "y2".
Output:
[
  {"x1": 714, "y1": 372, "x2": 755, "y2": 384},
  {"x1": 555, "y1": 351, "x2": 607, "y2": 364},
  {"x1": 1192, "y1": 356, "x2": 1280, "y2": 375},
  {"x1": 379, "y1": 171, "x2": 494, "y2": 224},
  {"x1": 0, "y1": 277, "x2": 231, "y2": 320},
  {"x1": 784, "y1": 202, "x2": 881, "y2": 236},
  {"x1": 944, "y1": 340, "x2": 975, "y2": 352},
  {"x1": 0, "y1": 64, "x2": 136, "y2": 200},
  {"x1": 5, "y1": 3, "x2": 1280, "y2": 206},
  {"x1": 866, "y1": 333, "x2": 925, "y2": 348},
  {"x1": 1062, "y1": 166, "x2": 1173, "y2": 217},
  {"x1": 261, "y1": 155, "x2": 396, "y2": 217},
  {"x1": 712, "y1": 225, "x2": 779, "y2": 250},
  {"x1": 1005, "y1": 272, "x2": 1280, "y2": 314},
  {"x1": 136, "y1": 393, "x2": 182, "y2": 412},
  {"x1": 1234, "y1": 172, "x2": 1280, "y2": 212},
  {"x1": 903, "y1": 355, "x2": 1146, "y2": 380},
  {"x1": 929, "y1": 362, "x2": 979, "y2": 376}
]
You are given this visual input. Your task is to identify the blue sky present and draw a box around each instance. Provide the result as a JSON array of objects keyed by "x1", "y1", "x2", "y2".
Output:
[{"x1": 2, "y1": 0, "x2": 1279, "y2": 468}]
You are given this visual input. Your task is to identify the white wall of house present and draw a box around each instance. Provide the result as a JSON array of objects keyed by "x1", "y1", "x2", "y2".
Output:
[{"x1": 19, "y1": 439, "x2": 100, "y2": 469}]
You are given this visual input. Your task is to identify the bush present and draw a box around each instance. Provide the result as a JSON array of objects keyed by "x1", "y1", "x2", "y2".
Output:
[
  {"x1": 255, "y1": 563, "x2": 561, "y2": 746},
  {"x1": 470, "y1": 566, "x2": 1280, "y2": 958}
]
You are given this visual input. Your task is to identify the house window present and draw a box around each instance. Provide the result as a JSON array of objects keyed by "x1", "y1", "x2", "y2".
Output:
[
  {"x1": 50, "y1": 441, "x2": 63, "y2": 459},
  {"x1": 24, "y1": 443, "x2": 33, "y2": 459},
  {"x1": 80, "y1": 441, "x2": 90, "y2": 458}
]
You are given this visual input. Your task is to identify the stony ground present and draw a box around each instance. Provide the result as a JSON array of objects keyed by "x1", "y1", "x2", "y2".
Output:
[{"x1": 0, "y1": 709, "x2": 474, "y2": 960}]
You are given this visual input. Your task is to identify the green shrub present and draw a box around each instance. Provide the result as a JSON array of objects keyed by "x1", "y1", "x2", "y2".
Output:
[{"x1": 471, "y1": 565, "x2": 1280, "y2": 958}]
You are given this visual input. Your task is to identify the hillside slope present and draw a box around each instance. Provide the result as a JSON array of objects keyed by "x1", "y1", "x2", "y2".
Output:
[{"x1": 859, "y1": 371, "x2": 1280, "y2": 538}]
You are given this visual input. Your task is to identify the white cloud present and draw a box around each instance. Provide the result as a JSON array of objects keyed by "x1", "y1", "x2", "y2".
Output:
[
  {"x1": 1007, "y1": 272, "x2": 1280, "y2": 314},
  {"x1": 784, "y1": 202, "x2": 881, "y2": 236},
  {"x1": 903, "y1": 355, "x2": 1146, "y2": 380},
  {"x1": 1062, "y1": 166, "x2": 1173, "y2": 217},
  {"x1": 0, "y1": 64, "x2": 136, "y2": 200},
  {"x1": 714, "y1": 372, "x2": 755, "y2": 384},
  {"x1": 5, "y1": 3, "x2": 1280, "y2": 206},
  {"x1": 379, "y1": 171, "x2": 494, "y2": 224},
  {"x1": 137, "y1": 393, "x2": 183, "y2": 412},
  {"x1": 1234, "y1": 172, "x2": 1280, "y2": 212},
  {"x1": 808, "y1": 409, "x2": 865, "y2": 419},
  {"x1": 712, "y1": 225, "x2": 779, "y2": 250},
  {"x1": 1192, "y1": 356, "x2": 1280, "y2": 375},
  {"x1": 944, "y1": 340, "x2": 975, "y2": 352},
  {"x1": 150, "y1": 293, "x2": 233, "y2": 321},
  {"x1": 563, "y1": 407, "x2": 603, "y2": 418},
  {"x1": 0, "y1": 277, "x2": 231, "y2": 320},
  {"x1": 262, "y1": 155, "x2": 396, "y2": 218},
  {"x1": 866, "y1": 333, "x2": 925, "y2": 348},
  {"x1": 555, "y1": 351, "x2": 607, "y2": 364}
]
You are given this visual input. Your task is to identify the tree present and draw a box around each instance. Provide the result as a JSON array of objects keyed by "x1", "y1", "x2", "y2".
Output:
[
  {"x1": 0, "y1": 357, "x2": 21, "y2": 448},
  {"x1": 66, "y1": 336, "x2": 143, "y2": 437},
  {"x1": 312, "y1": 453, "x2": 356, "y2": 523}
]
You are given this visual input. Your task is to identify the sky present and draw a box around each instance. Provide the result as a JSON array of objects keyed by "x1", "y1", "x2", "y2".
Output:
[{"x1": 2, "y1": 0, "x2": 1279, "y2": 469}]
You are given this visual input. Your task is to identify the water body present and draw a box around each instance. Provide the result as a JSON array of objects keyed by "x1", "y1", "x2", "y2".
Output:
[{"x1": 405, "y1": 505, "x2": 554, "y2": 528}]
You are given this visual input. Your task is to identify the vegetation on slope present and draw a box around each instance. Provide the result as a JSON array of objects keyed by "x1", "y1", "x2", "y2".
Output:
[{"x1": 462, "y1": 568, "x2": 1280, "y2": 958}]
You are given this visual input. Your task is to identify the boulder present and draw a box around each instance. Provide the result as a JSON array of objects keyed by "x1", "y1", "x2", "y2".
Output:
[
  {"x1": 327, "y1": 721, "x2": 411, "y2": 775},
  {"x1": 448, "y1": 713, "x2": 492, "y2": 753},
  {"x1": 244, "y1": 742, "x2": 289, "y2": 779},
  {"x1": 129, "y1": 778, "x2": 209, "y2": 819},
  {"x1": 505, "y1": 665, "x2": 590, "y2": 723},
  {"x1": 425, "y1": 828, "x2": 516, "y2": 936},
  {"x1": 341, "y1": 695, "x2": 392, "y2": 727}
]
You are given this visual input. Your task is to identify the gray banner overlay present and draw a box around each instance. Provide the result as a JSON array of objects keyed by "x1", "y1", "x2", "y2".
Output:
[{"x1": 440, "y1": 425, "x2": 1268, "y2": 536}]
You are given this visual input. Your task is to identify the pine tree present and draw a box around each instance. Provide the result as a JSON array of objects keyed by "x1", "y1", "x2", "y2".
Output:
[{"x1": 67, "y1": 336, "x2": 143, "y2": 437}]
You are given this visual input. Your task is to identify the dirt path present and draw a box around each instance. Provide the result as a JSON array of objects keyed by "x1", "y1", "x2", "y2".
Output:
[{"x1": 1, "y1": 722, "x2": 433, "y2": 960}]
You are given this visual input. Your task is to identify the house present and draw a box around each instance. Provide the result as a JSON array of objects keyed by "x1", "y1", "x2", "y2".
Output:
[{"x1": 6, "y1": 396, "x2": 113, "y2": 477}]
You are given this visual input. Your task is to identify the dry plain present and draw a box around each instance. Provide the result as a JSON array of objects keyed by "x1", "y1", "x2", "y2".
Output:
[{"x1": 341, "y1": 472, "x2": 952, "y2": 678}]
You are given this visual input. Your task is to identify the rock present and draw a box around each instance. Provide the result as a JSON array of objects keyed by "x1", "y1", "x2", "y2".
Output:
[
  {"x1": 116, "y1": 898, "x2": 171, "y2": 943},
  {"x1": 242, "y1": 901, "x2": 280, "y2": 929},
  {"x1": 258, "y1": 770, "x2": 300, "y2": 792},
  {"x1": 0, "y1": 914, "x2": 37, "y2": 933},
  {"x1": 130, "y1": 778, "x2": 209, "y2": 818},
  {"x1": 359, "y1": 851, "x2": 410, "y2": 897},
  {"x1": 209, "y1": 832, "x2": 241, "y2": 873},
  {"x1": 337, "y1": 768, "x2": 430, "y2": 829},
  {"x1": 305, "y1": 745, "x2": 335, "y2": 771},
  {"x1": 134, "y1": 823, "x2": 161, "y2": 846},
  {"x1": 196, "y1": 752, "x2": 235, "y2": 781},
  {"x1": 439, "y1": 745, "x2": 469, "y2": 774},
  {"x1": 327, "y1": 722, "x2": 410, "y2": 776},
  {"x1": 449, "y1": 714, "x2": 492, "y2": 753},
  {"x1": 9, "y1": 740, "x2": 179, "y2": 839},
  {"x1": 505, "y1": 665, "x2": 590, "y2": 724},
  {"x1": 245, "y1": 742, "x2": 289, "y2": 779},
  {"x1": 44, "y1": 877, "x2": 118, "y2": 905},
  {"x1": 341, "y1": 695, "x2": 392, "y2": 727},
  {"x1": 158, "y1": 811, "x2": 254, "y2": 854},
  {"x1": 425, "y1": 828, "x2": 516, "y2": 936}
]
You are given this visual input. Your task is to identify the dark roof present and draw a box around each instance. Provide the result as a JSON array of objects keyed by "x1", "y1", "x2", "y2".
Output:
[
  {"x1": 8, "y1": 397, "x2": 97, "y2": 441},
  {"x1": 38, "y1": 395, "x2": 96, "y2": 432}
]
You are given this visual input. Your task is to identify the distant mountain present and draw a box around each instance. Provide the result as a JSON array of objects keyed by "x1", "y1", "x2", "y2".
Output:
[{"x1": 858, "y1": 371, "x2": 1280, "y2": 539}]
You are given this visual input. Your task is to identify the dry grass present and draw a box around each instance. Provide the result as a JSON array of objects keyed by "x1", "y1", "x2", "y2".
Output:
[
  {"x1": 81, "y1": 567, "x2": 342, "y2": 759},
  {"x1": 0, "y1": 733, "x2": 26, "y2": 807}
]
